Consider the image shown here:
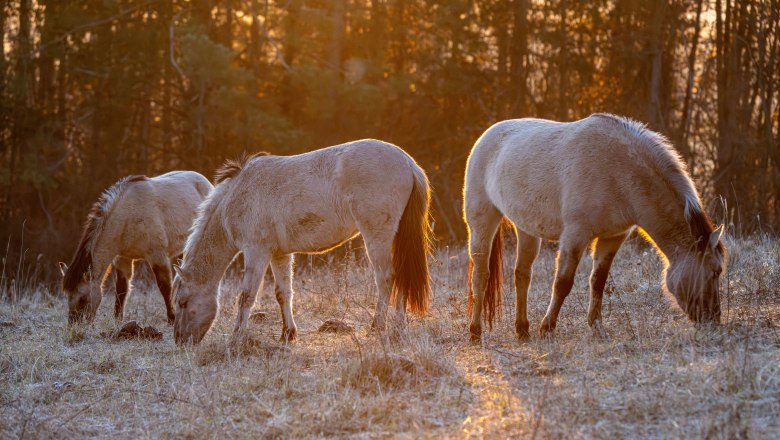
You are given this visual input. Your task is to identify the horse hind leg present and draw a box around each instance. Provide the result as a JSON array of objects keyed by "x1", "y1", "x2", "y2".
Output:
[
  {"x1": 352, "y1": 206, "x2": 400, "y2": 333},
  {"x1": 364, "y1": 237, "x2": 395, "y2": 333},
  {"x1": 538, "y1": 229, "x2": 589, "y2": 337},
  {"x1": 514, "y1": 229, "x2": 540, "y2": 341},
  {"x1": 588, "y1": 233, "x2": 627, "y2": 331},
  {"x1": 466, "y1": 204, "x2": 503, "y2": 343},
  {"x1": 270, "y1": 254, "x2": 297, "y2": 343},
  {"x1": 113, "y1": 257, "x2": 133, "y2": 321}
]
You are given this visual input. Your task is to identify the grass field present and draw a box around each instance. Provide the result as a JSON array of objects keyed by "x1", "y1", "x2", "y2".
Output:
[{"x1": 1, "y1": 234, "x2": 779, "y2": 439}]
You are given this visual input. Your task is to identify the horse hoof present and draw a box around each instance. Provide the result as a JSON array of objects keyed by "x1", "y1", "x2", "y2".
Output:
[
  {"x1": 280, "y1": 327, "x2": 298, "y2": 343},
  {"x1": 468, "y1": 322, "x2": 482, "y2": 344},
  {"x1": 538, "y1": 321, "x2": 555, "y2": 338},
  {"x1": 167, "y1": 316, "x2": 175, "y2": 326},
  {"x1": 515, "y1": 322, "x2": 530, "y2": 342},
  {"x1": 589, "y1": 320, "x2": 607, "y2": 339}
]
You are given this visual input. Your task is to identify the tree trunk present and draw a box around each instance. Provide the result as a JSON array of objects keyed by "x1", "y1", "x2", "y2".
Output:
[
  {"x1": 328, "y1": 0, "x2": 345, "y2": 143},
  {"x1": 0, "y1": 0, "x2": 10, "y2": 155},
  {"x1": 162, "y1": 0, "x2": 174, "y2": 156},
  {"x1": 647, "y1": 0, "x2": 664, "y2": 129},
  {"x1": 393, "y1": 0, "x2": 407, "y2": 73},
  {"x1": 678, "y1": 0, "x2": 703, "y2": 162},
  {"x1": 714, "y1": 0, "x2": 732, "y2": 202},
  {"x1": 281, "y1": 0, "x2": 302, "y2": 115},
  {"x1": 557, "y1": 0, "x2": 568, "y2": 121},
  {"x1": 495, "y1": 3, "x2": 509, "y2": 119},
  {"x1": 509, "y1": 0, "x2": 529, "y2": 116},
  {"x1": 369, "y1": 0, "x2": 385, "y2": 68},
  {"x1": 6, "y1": 0, "x2": 33, "y2": 224},
  {"x1": 223, "y1": 0, "x2": 233, "y2": 49}
]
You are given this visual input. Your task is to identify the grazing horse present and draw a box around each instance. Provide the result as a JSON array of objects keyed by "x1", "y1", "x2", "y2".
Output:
[
  {"x1": 60, "y1": 171, "x2": 213, "y2": 325},
  {"x1": 464, "y1": 114, "x2": 726, "y2": 342},
  {"x1": 173, "y1": 140, "x2": 432, "y2": 345}
]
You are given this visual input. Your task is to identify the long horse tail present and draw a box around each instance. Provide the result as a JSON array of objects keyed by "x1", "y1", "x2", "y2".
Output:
[
  {"x1": 392, "y1": 163, "x2": 433, "y2": 315},
  {"x1": 467, "y1": 221, "x2": 504, "y2": 329}
]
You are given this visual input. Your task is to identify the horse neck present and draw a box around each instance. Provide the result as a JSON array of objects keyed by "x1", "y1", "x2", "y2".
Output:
[
  {"x1": 183, "y1": 213, "x2": 237, "y2": 287},
  {"x1": 637, "y1": 199, "x2": 696, "y2": 265},
  {"x1": 87, "y1": 241, "x2": 115, "y2": 289}
]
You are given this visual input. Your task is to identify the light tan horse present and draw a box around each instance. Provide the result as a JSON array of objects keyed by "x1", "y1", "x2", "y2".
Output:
[
  {"x1": 173, "y1": 140, "x2": 432, "y2": 345},
  {"x1": 60, "y1": 171, "x2": 213, "y2": 324},
  {"x1": 464, "y1": 114, "x2": 726, "y2": 342}
]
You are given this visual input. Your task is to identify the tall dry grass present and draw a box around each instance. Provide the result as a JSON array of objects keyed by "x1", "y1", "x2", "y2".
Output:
[{"x1": 1, "y1": 234, "x2": 779, "y2": 438}]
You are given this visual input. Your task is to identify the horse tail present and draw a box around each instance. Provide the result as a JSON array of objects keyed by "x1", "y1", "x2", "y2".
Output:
[
  {"x1": 467, "y1": 221, "x2": 504, "y2": 329},
  {"x1": 392, "y1": 163, "x2": 432, "y2": 315}
]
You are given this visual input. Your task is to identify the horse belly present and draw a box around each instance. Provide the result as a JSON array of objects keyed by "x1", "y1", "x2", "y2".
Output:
[
  {"x1": 489, "y1": 171, "x2": 564, "y2": 240},
  {"x1": 502, "y1": 198, "x2": 564, "y2": 240},
  {"x1": 284, "y1": 214, "x2": 358, "y2": 254}
]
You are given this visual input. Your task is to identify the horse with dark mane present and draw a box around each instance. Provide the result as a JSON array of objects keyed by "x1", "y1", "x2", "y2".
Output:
[
  {"x1": 173, "y1": 140, "x2": 432, "y2": 345},
  {"x1": 60, "y1": 171, "x2": 213, "y2": 324},
  {"x1": 464, "y1": 114, "x2": 726, "y2": 342}
]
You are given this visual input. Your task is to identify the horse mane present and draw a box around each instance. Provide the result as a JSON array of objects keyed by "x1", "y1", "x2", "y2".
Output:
[
  {"x1": 184, "y1": 184, "x2": 220, "y2": 260},
  {"x1": 214, "y1": 152, "x2": 270, "y2": 184},
  {"x1": 592, "y1": 113, "x2": 722, "y2": 252},
  {"x1": 183, "y1": 152, "x2": 270, "y2": 261},
  {"x1": 62, "y1": 175, "x2": 148, "y2": 290}
]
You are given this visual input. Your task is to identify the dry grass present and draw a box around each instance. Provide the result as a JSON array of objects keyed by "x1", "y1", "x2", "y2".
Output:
[{"x1": 1, "y1": 235, "x2": 779, "y2": 438}]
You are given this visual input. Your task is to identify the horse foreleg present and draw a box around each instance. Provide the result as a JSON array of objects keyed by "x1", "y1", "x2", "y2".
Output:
[
  {"x1": 113, "y1": 257, "x2": 133, "y2": 321},
  {"x1": 234, "y1": 250, "x2": 270, "y2": 334},
  {"x1": 588, "y1": 233, "x2": 627, "y2": 330},
  {"x1": 270, "y1": 254, "x2": 297, "y2": 343},
  {"x1": 151, "y1": 262, "x2": 175, "y2": 325},
  {"x1": 539, "y1": 232, "x2": 587, "y2": 336},
  {"x1": 514, "y1": 230, "x2": 540, "y2": 341}
]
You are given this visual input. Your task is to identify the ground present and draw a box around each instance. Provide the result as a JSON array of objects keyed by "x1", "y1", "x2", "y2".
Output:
[{"x1": 1, "y1": 235, "x2": 779, "y2": 439}]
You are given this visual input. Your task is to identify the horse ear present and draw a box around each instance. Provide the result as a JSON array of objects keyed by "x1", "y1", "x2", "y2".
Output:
[
  {"x1": 58, "y1": 262, "x2": 68, "y2": 277},
  {"x1": 709, "y1": 224, "x2": 724, "y2": 250}
]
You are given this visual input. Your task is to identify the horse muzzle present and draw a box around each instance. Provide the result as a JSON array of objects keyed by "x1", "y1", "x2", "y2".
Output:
[
  {"x1": 687, "y1": 301, "x2": 721, "y2": 324},
  {"x1": 68, "y1": 298, "x2": 93, "y2": 325},
  {"x1": 174, "y1": 322, "x2": 206, "y2": 346}
]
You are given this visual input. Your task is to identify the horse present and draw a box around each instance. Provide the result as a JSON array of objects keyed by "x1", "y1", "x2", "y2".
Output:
[
  {"x1": 464, "y1": 113, "x2": 726, "y2": 342},
  {"x1": 60, "y1": 171, "x2": 213, "y2": 325},
  {"x1": 172, "y1": 140, "x2": 432, "y2": 345}
]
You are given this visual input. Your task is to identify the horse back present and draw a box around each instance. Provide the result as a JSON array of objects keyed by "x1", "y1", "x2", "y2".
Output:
[
  {"x1": 110, "y1": 172, "x2": 210, "y2": 258},
  {"x1": 222, "y1": 140, "x2": 417, "y2": 254},
  {"x1": 472, "y1": 117, "x2": 642, "y2": 239}
]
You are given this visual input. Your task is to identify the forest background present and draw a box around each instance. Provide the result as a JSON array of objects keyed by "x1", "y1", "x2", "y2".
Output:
[{"x1": 1, "y1": 0, "x2": 777, "y2": 278}]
